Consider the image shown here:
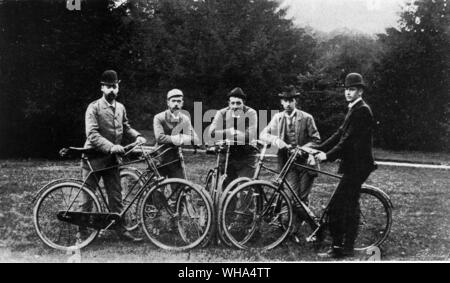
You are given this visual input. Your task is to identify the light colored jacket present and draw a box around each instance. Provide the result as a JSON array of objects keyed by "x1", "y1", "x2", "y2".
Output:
[
  {"x1": 153, "y1": 110, "x2": 200, "y2": 145},
  {"x1": 84, "y1": 97, "x2": 141, "y2": 154},
  {"x1": 208, "y1": 106, "x2": 258, "y2": 144},
  {"x1": 260, "y1": 108, "x2": 321, "y2": 151}
]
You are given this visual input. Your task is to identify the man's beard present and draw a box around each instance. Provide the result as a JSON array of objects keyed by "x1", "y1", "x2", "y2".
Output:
[{"x1": 105, "y1": 92, "x2": 117, "y2": 101}]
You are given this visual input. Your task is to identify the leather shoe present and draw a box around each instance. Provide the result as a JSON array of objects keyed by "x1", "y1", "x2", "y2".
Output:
[
  {"x1": 318, "y1": 247, "x2": 343, "y2": 259},
  {"x1": 117, "y1": 230, "x2": 143, "y2": 242}
]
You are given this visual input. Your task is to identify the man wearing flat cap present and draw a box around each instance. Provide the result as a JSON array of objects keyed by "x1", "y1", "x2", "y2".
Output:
[
  {"x1": 153, "y1": 89, "x2": 200, "y2": 179},
  {"x1": 80, "y1": 70, "x2": 146, "y2": 242},
  {"x1": 314, "y1": 73, "x2": 377, "y2": 258},
  {"x1": 260, "y1": 85, "x2": 321, "y2": 238},
  {"x1": 208, "y1": 87, "x2": 258, "y2": 187}
]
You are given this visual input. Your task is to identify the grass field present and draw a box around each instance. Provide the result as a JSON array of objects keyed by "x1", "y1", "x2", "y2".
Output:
[{"x1": 0, "y1": 151, "x2": 449, "y2": 262}]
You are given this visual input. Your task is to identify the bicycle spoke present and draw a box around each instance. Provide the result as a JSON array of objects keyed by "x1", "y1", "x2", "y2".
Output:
[{"x1": 141, "y1": 181, "x2": 212, "y2": 251}]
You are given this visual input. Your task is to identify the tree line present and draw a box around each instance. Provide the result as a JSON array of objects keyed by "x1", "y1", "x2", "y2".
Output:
[{"x1": 0, "y1": 0, "x2": 448, "y2": 157}]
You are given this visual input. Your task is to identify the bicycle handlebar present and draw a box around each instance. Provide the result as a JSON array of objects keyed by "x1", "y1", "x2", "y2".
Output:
[{"x1": 206, "y1": 139, "x2": 267, "y2": 155}]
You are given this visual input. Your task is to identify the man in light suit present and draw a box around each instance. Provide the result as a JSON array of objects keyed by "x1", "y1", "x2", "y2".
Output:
[
  {"x1": 315, "y1": 73, "x2": 377, "y2": 258},
  {"x1": 80, "y1": 70, "x2": 146, "y2": 242},
  {"x1": 153, "y1": 89, "x2": 200, "y2": 179},
  {"x1": 260, "y1": 85, "x2": 321, "y2": 206},
  {"x1": 261, "y1": 86, "x2": 320, "y2": 242}
]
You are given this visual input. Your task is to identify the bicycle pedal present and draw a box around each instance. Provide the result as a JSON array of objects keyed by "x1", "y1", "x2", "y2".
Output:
[{"x1": 306, "y1": 235, "x2": 317, "y2": 243}]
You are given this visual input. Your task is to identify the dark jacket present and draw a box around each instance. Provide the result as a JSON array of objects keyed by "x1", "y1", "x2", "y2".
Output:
[{"x1": 317, "y1": 100, "x2": 376, "y2": 176}]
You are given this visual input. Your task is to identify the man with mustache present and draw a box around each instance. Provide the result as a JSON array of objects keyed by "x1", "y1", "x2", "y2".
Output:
[
  {"x1": 260, "y1": 85, "x2": 321, "y2": 240},
  {"x1": 153, "y1": 89, "x2": 199, "y2": 179},
  {"x1": 80, "y1": 70, "x2": 146, "y2": 242},
  {"x1": 208, "y1": 87, "x2": 258, "y2": 188}
]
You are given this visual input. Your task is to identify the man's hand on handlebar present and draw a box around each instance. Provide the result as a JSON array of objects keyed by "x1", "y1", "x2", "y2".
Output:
[
  {"x1": 275, "y1": 138, "x2": 289, "y2": 149},
  {"x1": 136, "y1": 136, "x2": 147, "y2": 145},
  {"x1": 315, "y1": 151, "x2": 327, "y2": 162},
  {"x1": 110, "y1": 145, "x2": 125, "y2": 154}
]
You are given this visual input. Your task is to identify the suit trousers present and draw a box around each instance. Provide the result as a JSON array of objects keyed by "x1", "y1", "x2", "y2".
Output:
[
  {"x1": 328, "y1": 170, "x2": 371, "y2": 249},
  {"x1": 79, "y1": 159, "x2": 123, "y2": 214},
  {"x1": 220, "y1": 152, "x2": 257, "y2": 189},
  {"x1": 159, "y1": 160, "x2": 185, "y2": 179}
]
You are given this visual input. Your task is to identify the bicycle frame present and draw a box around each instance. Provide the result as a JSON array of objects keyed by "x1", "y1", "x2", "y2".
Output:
[
  {"x1": 270, "y1": 146, "x2": 345, "y2": 235},
  {"x1": 61, "y1": 144, "x2": 169, "y2": 227},
  {"x1": 207, "y1": 141, "x2": 232, "y2": 203}
]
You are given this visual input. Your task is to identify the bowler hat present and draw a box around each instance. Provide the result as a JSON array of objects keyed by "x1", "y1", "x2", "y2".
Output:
[
  {"x1": 227, "y1": 87, "x2": 246, "y2": 100},
  {"x1": 100, "y1": 70, "x2": 120, "y2": 86},
  {"x1": 344, "y1": 73, "x2": 366, "y2": 88},
  {"x1": 278, "y1": 85, "x2": 300, "y2": 98}
]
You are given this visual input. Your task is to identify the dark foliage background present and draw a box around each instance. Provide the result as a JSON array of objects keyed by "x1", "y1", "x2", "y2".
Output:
[{"x1": 0, "y1": 0, "x2": 449, "y2": 157}]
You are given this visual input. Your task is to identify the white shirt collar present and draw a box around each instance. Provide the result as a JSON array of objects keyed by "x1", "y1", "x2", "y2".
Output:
[
  {"x1": 169, "y1": 110, "x2": 181, "y2": 120},
  {"x1": 284, "y1": 109, "x2": 297, "y2": 119},
  {"x1": 349, "y1": 98, "x2": 362, "y2": 109}
]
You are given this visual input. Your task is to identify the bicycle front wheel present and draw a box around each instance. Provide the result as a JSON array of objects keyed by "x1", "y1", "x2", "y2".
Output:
[
  {"x1": 354, "y1": 186, "x2": 393, "y2": 250},
  {"x1": 33, "y1": 181, "x2": 101, "y2": 251},
  {"x1": 222, "y1": 180, "x2": 293, "y2": 250},
  {"x1": 217, "y1": 177, "x2": 251, "y2": 247},
  {"x1": 140, "y1": 178, "x2": 213, "y2": 251}
]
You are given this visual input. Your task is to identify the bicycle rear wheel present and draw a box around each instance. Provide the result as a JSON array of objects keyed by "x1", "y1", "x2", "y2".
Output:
[
  {"x1": 120, "y1": 167, "x2": 144, "y2": 232},
  {"x1": 140, "y1": 178, "x2": 213, "y2": 251},
  {"x1": 222, "y1": 180, "x2": 293, "y2": 250},
  {"x1": 33, "y1": 181, "x2": 101, "y2": 251},
  {"x1": 354, "y1": 186, "x2": 392, "y2": 250}
]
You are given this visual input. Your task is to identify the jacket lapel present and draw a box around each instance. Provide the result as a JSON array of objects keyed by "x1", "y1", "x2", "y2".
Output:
[
  {"x1": 343, "y1": 99, "x2": 364, "y2": 129},
  {"x1": 278, "y1": 112, "x2": 285, "y2": 139},
  {"x1": 99, "y1": 98, "x2": 115, "y2": 119},
  {"x1": 294, "y1": 109, "x2": 304, "y2": 143}
]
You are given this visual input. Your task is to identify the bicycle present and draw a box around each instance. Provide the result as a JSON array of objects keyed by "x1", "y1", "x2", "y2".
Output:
[
  {"x1": 220, "y1": 145, "x2": 393, "y2": 251},
  {"x1": 215, "y1": 140, "x2": 279, "y2": 246},
  {"x1": 32, "y1": 167, "x2": 144, "y2": 233},
  {"x1": 33, "y1": 143, "x2": 213, "y2": 251},
  {"x1": 202, "y1": 140, "x2": 263, "y2": 245}
]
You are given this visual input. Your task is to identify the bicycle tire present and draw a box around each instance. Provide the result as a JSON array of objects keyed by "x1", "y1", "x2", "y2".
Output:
[
  {"x1": 120, "y1": 167, "x2": 144, "y2": 232},
  {"x1": 33, "y1": 181, "x2": 101, "y2": 251},
  {"x1": 222, "y1": 180, "x2": 293, "y2": 250},
  {"x1": 140, "y1": 178, "x2": 213, "y2": 251},
  {"x1": 217, "y1": 177, "x2": 252, "y2": 247},
  {"x1": 354, "y1": 185, "x2": 393, "y2": 250}
]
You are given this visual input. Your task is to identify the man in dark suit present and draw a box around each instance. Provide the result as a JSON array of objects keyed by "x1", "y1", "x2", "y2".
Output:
[{"x1": 315, "y1": 73, "x2": 377, "y2": 258}]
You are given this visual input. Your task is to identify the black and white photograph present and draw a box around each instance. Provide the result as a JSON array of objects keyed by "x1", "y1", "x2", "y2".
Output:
[{"x1": 0, "y1": 0, "x2": 449, "y2": 265}]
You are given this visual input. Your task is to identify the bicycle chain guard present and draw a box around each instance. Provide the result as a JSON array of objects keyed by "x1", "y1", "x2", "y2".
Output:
[{"x1": 56, "y1": 211, "x2": 122, "y2": 230}]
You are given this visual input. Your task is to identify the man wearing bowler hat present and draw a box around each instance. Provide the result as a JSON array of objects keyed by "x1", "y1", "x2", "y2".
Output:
[
  {"x1": 260, "y1": 85, "x2": 321, "y2": 239},
  {"x1": 208, "y1": 87, "x2": 258, "y2": 187},
  {"x1": 80, "y1": 70, "x2": 146, "y2": 242},
  {"x1": 153, "y1": 88, "x2": 200, "y2": 179},
  {"x1": 314, "y1": 73, "x2": 377, "y2": 258}
]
